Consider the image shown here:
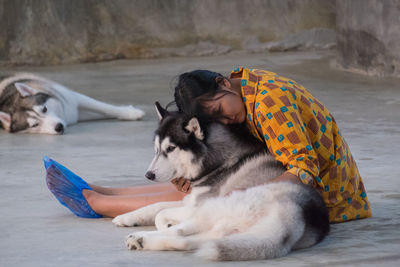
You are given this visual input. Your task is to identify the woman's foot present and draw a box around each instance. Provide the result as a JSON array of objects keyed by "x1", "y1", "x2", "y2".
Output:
[
  {"x1": 82, "y1": 190, "x2": 126, "y2": 218},
  {"x1": 44, "y1": 156, "x2": 102, "y2": 218},
  {"x1": 81, "y1": 189, "x2": 111, "y2": 216}
]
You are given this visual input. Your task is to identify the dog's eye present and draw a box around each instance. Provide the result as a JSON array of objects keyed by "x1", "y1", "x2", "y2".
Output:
[
  {"x1": 42, "y1": 106, "x2": 47, "y2": 113},
  {"x1": 166, "y1": 146, "x2": 176, "y2": 153},
  {"x1": 32, "y1": 123, "x2": 39, "y2": 128}
]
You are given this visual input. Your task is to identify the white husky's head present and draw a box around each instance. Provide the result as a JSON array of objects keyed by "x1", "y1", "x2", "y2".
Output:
[
  {"x1": 0, "y1": 82, "x2": 66, "y2": 134},
  {"x1": 145, "y1": 102, "x2": 205, "y2": 183}
]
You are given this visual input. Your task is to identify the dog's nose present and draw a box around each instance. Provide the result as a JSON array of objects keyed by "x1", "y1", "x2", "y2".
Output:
[
  {"x1": 55, "y1": 123, "x2": 64, "y2": 134},
  {"x1": 145, "y1": 171, "x2": 155, "y2": 180}
]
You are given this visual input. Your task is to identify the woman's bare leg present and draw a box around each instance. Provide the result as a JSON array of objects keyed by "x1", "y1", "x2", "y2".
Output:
[
  {"x1": 83, "y1": 183, "x2": 187, "y2": 218},
  {"x1": 89, "y1": 183, "x2": 175, "y2": 196}
]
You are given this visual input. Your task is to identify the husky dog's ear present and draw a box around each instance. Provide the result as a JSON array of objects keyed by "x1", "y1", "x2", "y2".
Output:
[
  {"x1": 14, "y1": 82, "x2": 38, "y2": 97},
  {"x1": 0, "y1": 111, "x2": 11, "y2": 131},
  {"x1": 155, "y1": 101, "x2": 169, "y2": 120},
  {"x1": 185, "y1": 117, "x2": 204, "y2": 140}
]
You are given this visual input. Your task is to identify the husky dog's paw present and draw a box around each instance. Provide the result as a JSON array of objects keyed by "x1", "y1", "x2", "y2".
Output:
[
  {"x1": 155, "y1": 216, "x2": 179, "y2": 231},
  {"x1": 112, "y1": 213, "x2": 142, "y2": 227},
  {"x1": 196, "y1": 241, "x2": 219, "y2": 260},
  {"x1": 118, "y1": 105, "x2": 145, "y2": 120},
  {"x1": 125, "y1": 232, "x2": 146, "y2": 250}
]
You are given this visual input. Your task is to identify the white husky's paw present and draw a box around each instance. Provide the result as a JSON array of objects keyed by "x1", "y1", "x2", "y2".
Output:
[
  {"x1": 155, "y1": 216, "x2": 179, "y2": 231},
  {"x1": 125, "y1": 232, "x2": 146, "y2": 250},
  {"x1": 195, "y1": 241, "x2": 219, "y2": 260},
  {"x1": 118, "y1": 105, "x2": 145, "y2": 120},
  {"x1": 112, "y1": 212, "x2": 142, "y2": 227}
]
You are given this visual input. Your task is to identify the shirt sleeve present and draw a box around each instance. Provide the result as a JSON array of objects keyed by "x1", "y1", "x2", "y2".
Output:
[
  {"x1": 255, "y1": 92, "x2": 320, "y2": 183},
  {"x1": 286, "y1": 168, "x2": 316, "y2": 187}
]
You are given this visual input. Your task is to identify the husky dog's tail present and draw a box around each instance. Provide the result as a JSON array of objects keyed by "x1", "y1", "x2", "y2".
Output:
[{"x1": 195, "y1": 233, "x2": 294, "y2": 261}]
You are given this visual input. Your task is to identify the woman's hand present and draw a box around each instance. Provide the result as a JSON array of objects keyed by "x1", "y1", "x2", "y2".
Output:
[{"x1": 171, "y1": 177, "x2": 192, "y2": 193}]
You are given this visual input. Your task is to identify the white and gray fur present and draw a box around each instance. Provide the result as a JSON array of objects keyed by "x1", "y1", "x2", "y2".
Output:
[
  {"x1": 112, "y1": 103, "x2": 329, "y2": 261},
  {"x1": 0, "y1": 73, "x2": 144, "y2": 134}
]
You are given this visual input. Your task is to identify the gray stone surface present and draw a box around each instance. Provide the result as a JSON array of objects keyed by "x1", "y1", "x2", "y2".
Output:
[
  {"x1": 336, "y1": 0, "x2": 400, "y2": 77},
  {"x1": 243, "y1": 28, "x2": 336, "y2": 52},
  {"x1": 152, "y1": 41, "x2": 232, "y2": 57},
  {"x1": 0, "y1": 0, "x2": 335, "y2": 65},
  {"x1": 1, "y1": 51, "x2": 400, "y2": 266}
]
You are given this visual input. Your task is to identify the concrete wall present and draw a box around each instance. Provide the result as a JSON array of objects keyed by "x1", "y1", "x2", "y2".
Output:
[
  {"x1": 0, "y1": 0, "x2": 335, "y2": 65},
  {"x1": 336, "y1": 0, "x2": 400, "y2": 77}
]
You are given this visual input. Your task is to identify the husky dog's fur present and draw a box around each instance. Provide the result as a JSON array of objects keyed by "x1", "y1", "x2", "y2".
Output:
[
  {"x1": 0, "y1": 73, "x2": 144, "y2": 134},
  {"x1": 112, "y1": 103, "x2": 329, "y2": 261}
]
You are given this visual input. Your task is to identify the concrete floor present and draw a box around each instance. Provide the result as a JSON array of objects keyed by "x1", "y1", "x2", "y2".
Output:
[{"x1": 1, "y1": 51, "x2": 399, "y2": 266}]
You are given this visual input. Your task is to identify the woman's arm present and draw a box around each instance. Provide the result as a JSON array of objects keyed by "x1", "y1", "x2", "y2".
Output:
[
  {"x1": 171, "y1": 171, "x2": 305, "y2": 194},
  {"x1": 268, "y1": 171, "x2": 302, "y2": 184}
]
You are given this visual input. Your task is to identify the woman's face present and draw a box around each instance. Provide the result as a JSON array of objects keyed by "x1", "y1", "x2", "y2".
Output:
[{"x1": 202, "y1": 89, "x2": 246, "y2": 124}]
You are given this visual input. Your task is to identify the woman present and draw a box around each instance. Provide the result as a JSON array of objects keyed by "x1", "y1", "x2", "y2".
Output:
[{"x1": 47, "y1": 67, "x2": 371, "y2": 223}]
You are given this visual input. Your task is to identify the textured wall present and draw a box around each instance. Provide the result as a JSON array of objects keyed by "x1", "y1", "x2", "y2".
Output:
[
  {"x1": 336, "y1": 0, "x2": 400, "y2": 77},
  {"x1": 0, "y1": 0, "x2": 335, "y2": 65}
]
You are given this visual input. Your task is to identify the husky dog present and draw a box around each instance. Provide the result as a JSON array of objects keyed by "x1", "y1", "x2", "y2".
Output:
[
  {"x1": 0, "y1": 73, "x2": 144, "y2": 134},
  {"x1": 112, "y1": 103, "x2": 329, "y2": 261}
]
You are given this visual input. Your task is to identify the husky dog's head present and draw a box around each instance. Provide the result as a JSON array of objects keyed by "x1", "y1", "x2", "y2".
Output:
[
  {"x1": 145, "y1": 102, "x2": 206, "y2": 182},
  {"x1": 0, "y1": 81, "x2": 65, "y2": 134}
]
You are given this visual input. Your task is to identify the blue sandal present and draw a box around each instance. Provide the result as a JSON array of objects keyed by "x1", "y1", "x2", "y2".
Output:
[{"x1": 44, "y1": 156, "x2": 102, "y2": 218}]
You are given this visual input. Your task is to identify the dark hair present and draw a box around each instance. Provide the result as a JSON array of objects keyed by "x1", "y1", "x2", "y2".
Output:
[{"x1": 173, "y1": 70, "x2": 231, "y2": 120}]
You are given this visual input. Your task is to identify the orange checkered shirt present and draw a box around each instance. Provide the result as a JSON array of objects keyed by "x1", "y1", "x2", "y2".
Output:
[{"x1": 231, "y1": 67, "x2": 371, "y2": 223}]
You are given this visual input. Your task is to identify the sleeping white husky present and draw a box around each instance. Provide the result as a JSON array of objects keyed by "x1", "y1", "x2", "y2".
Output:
[
  {"x1": 0, "y1": 73, "x2": 144, "y2": 134},
  {"x1": 112, "y1": 103, "x2": 329, "y2": 261}
]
